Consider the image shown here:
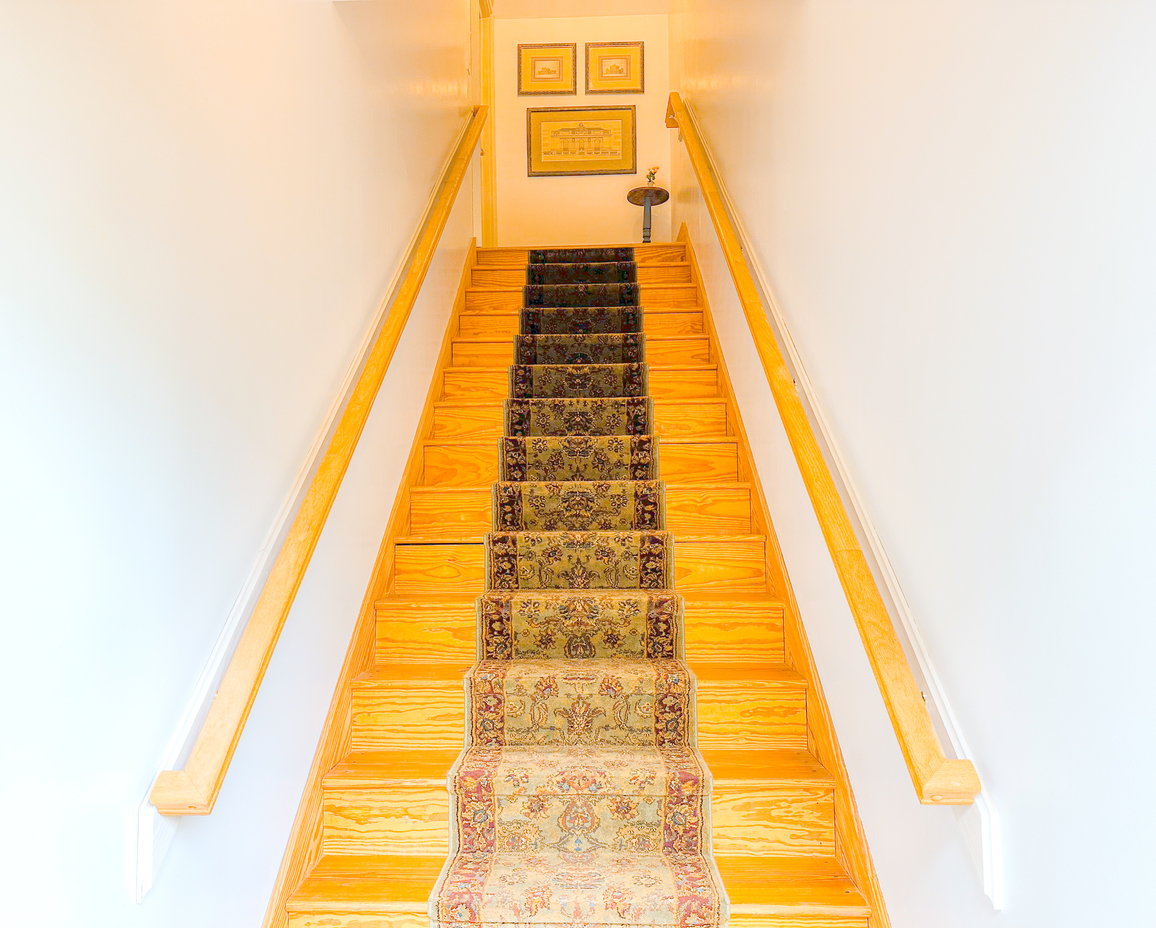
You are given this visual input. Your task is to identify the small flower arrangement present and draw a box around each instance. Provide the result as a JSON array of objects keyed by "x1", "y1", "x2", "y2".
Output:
[{"x1": 646, "y1": 165, "x2": 660, "y2": 184}]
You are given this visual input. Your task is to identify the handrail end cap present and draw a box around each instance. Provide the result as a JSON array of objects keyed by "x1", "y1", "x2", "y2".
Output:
[
  {"x1": 150, "y1": 770, "x2": 212, "y2": 816},
  {"x1": 919, "y1": 758, "x2": 982, "y2": 805}
]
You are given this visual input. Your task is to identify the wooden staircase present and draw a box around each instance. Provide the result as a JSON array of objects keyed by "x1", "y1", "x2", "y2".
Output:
[{"x1": 278, "y1": 242, "x2": 882, "y2": 928}]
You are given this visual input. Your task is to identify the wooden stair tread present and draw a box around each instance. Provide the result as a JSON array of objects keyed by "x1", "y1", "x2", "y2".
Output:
[
  {"x1": 324, "y1": 748, "x2": 461, "y2": 785},
  {"x1": 444, "y1": 364, "x2": 718, "y2": 373},
  {"x1": 395, "y1": 532, "x2": 763, "y2": 542},
  {"x1": 324, "y1": 747, "x2": 832, "y2": 789},
  {"x1": 374, "y1": 592, "x2": 782, "y2": 609},
  {"x1": 353, "y1": 661, "x2": 803, "y2": 687},
  {"x1": 461, "y1": 305, "x2": 699, "y2": 314},
  {"x1": 286, "y1": 854, "x2": 443, "y2": 912},
  {"x1": 421, "y1": 435, "x2": 738, "y2": 446},
  {"x1": 288, "y1": 854, "x2": 866, "y2": 916},
  {"x1": 718, "y1": 856, "x2": 870, "y2": 915},
  {"x1": 465, "y1": 284, "x2": 698, "y2": 293},
  {"x1": 451, "y1": 334, "x2": 708, "y2": 344},
  {"x1": 409, "y1": 481, "x2": 748, "y2": 494},
  {"x1": 701, "y1": 748, "x2": 834, "y2": 785},
  {"x1": 433, "y1": 397, "x2": 727, "y2": 405}
]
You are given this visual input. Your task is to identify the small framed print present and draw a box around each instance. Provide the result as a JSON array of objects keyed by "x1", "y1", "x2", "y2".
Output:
[
  {"x1": 527, "y1": 105, "x2": 637, "y2": 177},
  {"x1": 518, "y1": 43, "x2": 577, "y2": 95},
  {"x1": 586, "y1": 41, "x2": 645, "y2": 94}
]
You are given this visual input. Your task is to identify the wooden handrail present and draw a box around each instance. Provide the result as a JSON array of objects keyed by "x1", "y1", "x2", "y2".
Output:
[
  {"x1": 150, "y1": 105, "x2": 488, "y2": 815},
  {"x1": 666, "y1": 92, "x2": 980, "y2": 805}
]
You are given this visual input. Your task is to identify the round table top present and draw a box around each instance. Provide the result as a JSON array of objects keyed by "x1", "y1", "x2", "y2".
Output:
[{"x1": 627, "y1": 185, "x2": 670, "y2": 206}]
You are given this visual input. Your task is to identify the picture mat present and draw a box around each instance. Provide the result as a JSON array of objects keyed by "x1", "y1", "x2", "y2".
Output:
[
  {"x1": 585, "y1": 42, "x2": 644, "y2": 94},
  {"x1": 518, "y1": 43, "x2": 577, "y2": 95},
  {"x1": 527, "y1": 106, "x2": 637, "y2": 177}
]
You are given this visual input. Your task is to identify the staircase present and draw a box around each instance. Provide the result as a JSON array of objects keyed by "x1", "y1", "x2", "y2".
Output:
[{"x1": 282, "y1": 242, "x2": 876, "y2": 928}]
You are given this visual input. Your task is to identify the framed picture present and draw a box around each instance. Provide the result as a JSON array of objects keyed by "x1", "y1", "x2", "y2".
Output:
[
  {"x1": 518, "y1": 43, "x2": 577, "y2": 95},
  {"x1": 585, "y1": 41, "x2": 645, "y2": 94},
  {"x1": 527, "y1": 105, "x2": 637, "y2": 177}
]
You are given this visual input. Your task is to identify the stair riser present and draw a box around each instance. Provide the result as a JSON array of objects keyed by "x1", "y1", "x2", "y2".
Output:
[
  {"x1": 458, "y1": 311, "x2": 703, "y2": 338},
  {"x1": 349, "y1": 678, "x2": 805, "y2": 751},
  {"x1": 375, "y1": 603, "x2": 786, "y2": 664},
  {"x1": 442, "y1": 367, "x2": 718, "y2": 400},
  {"x1": 466, "y1": 286, "x2": 698, "y2": 312},
  {"x1": 422, "y1": 440, "x2": 740, "y2": 486},
  {"x1": 452, "y1": 336, "x2": 712, "y2": 368},
  {"x1": 408, "y1": 486, "x2": 751, "y2": 537},
  {"x1": 472, "y1": 265, "x2": 692, "y2": 287},
  {"x1": 476, "y1": 244, "x2": 686, "y2": 266},
  {"x1": 319, "y1": 784, "x2": 834, "y2": 857},
  {"x1": 392, "y1": 538, "x2": 766, "y2": 594},
  {"x1": 431, "y1": 401, "x2": 728, "y2": 441}
]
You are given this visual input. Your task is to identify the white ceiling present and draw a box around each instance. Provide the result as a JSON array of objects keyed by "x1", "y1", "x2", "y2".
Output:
[{"x1": 493, "y1": 0, "x2": 672, "y2": 19}]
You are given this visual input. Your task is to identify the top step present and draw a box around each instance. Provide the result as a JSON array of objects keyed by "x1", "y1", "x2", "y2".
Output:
[{"x1": 477, "y1": 243, "x2": 687, "y2": 266}]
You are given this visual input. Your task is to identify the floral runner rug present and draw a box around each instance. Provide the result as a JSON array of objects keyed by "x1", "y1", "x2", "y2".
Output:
[{"x1": 430, "y1": 248, "x2": 728, "y2": 928}]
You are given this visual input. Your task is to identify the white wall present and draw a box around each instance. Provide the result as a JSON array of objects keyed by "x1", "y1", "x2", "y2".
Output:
[
  {"x1": 494, "y1": 14, "x2": 671, "y2": 245},
  {"x1": 670, "y1": 1, "x2": 1156, "y2": 925},
  {"x1": 0, "y1": 1, "x2": 473, "y2": 925}
]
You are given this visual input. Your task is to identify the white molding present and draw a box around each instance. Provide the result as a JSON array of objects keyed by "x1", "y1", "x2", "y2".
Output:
[
  {"x1": 133, "y1": 111, "x2": 478, "y2": 902},
  {"x1": 681, "y1": 101, "x2": 1003, "y2": 910}
]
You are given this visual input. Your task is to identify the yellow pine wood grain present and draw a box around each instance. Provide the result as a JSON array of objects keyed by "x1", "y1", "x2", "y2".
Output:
[
  {"x1": 349, "y1": 666, "x2": 468, "y2": 750},
  {"x1": 450, "y1": 339, "x2": 512, "y2": 367},
  {"x1": 419, "y1": 437, "x2": 740, "y2": 487},
  {"x1": 430, "y1": 399, "x2": 728, "y2": 441},
  {"x1": 649, "y1": 366, "x2": 718, "y2": 398},
  {"x1": 374, "y1": 596, "x2": 476, "y2": 664},
  {"x1": 421, "y1": 440, "x2": 498, "y2": 485},
  {"x1": 406, "y1": 484, "x2": 750, "y2": 537},
  {"x1": 475, "y1": 243, "x2": 687, "y2": 265},
  {"x1": 718, "y1": 855, "x2": 870, "y2": 917},
  {"x1": 683, "y1": 596, "x2": 786, "y2": 662},
  {"x1": 285, "y1": 855, "x2": 869, "y2": 928},
  {"x1": 645, "y1": 335, "x2": 713, "y2": 365},
  {"x1": 440, "y1": 365, "x2": 718, "y2": 401},
  {"x1": 392, "y1": 542, "x2": 485, "y2": 593},
  {"x1": 286, "y1": 855, "x2": 441, "y2": 922},
  {"x1": 675, "y1": 537, "x2": 766, "y2": 591},
  {"x1": 372, "y1": 593, "x2": 785, "y2": 664},
  {"x1": 665, "y1": 484, "x2": 751, "y2": 533},
  {"x1": 392, "y1": 536, "x2": 765, "y2": 593},
  {"x1": 729, "y1": 920, "x2": 867, "y2": 928},
  {"x1": 322, "y1": 787, "x2": 449, "y2": 855},
  {"x1": 291, "y1": 914, "x2": 427, "y2": 928},
  {"x1": 711, "y1": 786, "x2": 835, "y2": 856},
  {"x1": 407, "y1": 487, "x2": 491, "y2": 535},
  {"x1": 319, "y1": 751, "x2": 836, "y2": 857},
  {"x1": 349, "y1": 663, "x2": 806, "y2": 749},
  {"x1": 464, "y1": 284, "x2": 699, "y2": 312},
  {"x1": 457, "y1": 310, "x2": 704, "y2": 339},
  {"x1": 471, "y1": 263, "x2": 693, "y2": 288},
  {"x1": 694, "y1": 664, "x2": 807, "y2": 749},
  {"x1": 450, "y1": 335, "x2": 712, "y2": 367}
]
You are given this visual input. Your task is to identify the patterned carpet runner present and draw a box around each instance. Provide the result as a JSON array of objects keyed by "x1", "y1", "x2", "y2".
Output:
[{"x1": 430, "y1": 248, "x2": 728, "y2": 928}]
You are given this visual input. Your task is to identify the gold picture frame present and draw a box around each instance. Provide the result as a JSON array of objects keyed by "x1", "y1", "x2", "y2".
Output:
[
  {"x1": 585, "y1": 41, "x2": 645, "y2": 94},
  {"x1": 518, "y1": 43, "x2": 577, "y2": 95},
  {"x1": 527, "y1": 105, "x2": 637, "y2": 177}
]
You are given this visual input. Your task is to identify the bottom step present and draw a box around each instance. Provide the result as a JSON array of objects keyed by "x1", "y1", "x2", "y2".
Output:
[{"x1": 287, "y1": 855, "x2": 869, "y2": 928}]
